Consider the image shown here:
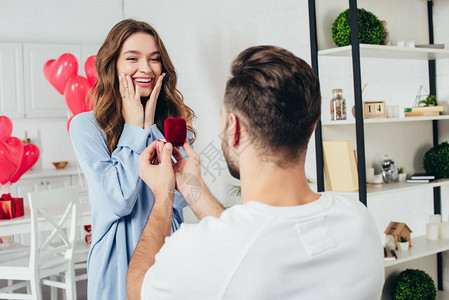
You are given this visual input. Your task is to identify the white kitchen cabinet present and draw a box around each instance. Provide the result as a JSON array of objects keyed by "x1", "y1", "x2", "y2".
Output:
[
  {"x1": 0, "y1": 43, "x2": 25, "y2": 118},
  {"x1": 12, "y1": 175, "x2": 72, "y2": 205},
  {"x1": 23, "y1": 43, "x2": 81, "y2": 118},
  {"x1": 10, "y1": 167, "x2": 84, "y2": 205}
]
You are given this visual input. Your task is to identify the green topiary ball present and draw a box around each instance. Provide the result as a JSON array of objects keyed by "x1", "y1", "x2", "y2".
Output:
[
  {"x1": 391, "y1": 269, "x2": 436, "y2": 300},
  {"x1": 332, "y1": 8, "x2": 384, "y2": 47},
  {"x1": 423, "y1": 141, "x2": 449, "y2": 179}
]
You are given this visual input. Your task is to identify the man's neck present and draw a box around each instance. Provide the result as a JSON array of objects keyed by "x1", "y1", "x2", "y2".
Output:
[{"x1": 239, "y1": 154, "x2": 320, "y2": 207}]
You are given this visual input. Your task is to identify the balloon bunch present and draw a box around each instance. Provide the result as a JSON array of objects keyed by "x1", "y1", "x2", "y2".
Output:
[
  {"x1": 0, "y1": 116, "x2": 40, "y2": 189},
  {"x1": 43, "y1": 54, "x2": 98, "y2": 131}
]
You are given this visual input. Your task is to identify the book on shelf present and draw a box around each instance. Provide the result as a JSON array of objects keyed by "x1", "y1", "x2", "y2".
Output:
[
  {"x1": 322, "y1": 140, "x2": 358, "y2": 192},
  {"x1": 407, "y1": 179, "x2": 435, "y2": 183},
  {"x1": 384, "y1": 248, "x2": 397, "y2": 262},
  {"x1": 415, "y1": 43, "x2": 445, "y2": 49},
  {"x1": 410, "y1": 173, "x2": 435, "y2": 180}
]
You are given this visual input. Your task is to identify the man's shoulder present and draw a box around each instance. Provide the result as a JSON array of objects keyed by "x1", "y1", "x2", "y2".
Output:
[
  {"x1": 324, "y1": 192, "x2": 369, "y2": 213},
  {"x1": 176, "y1": 204, "x2": 262, "y2": 240}
]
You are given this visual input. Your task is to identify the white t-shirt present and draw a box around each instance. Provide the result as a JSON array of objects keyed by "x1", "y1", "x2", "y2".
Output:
[{"x1": 141, "y1": 193, "x2": 384, "y2": 300}]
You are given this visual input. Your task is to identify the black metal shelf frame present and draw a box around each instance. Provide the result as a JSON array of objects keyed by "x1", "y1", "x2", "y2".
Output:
[{"x1": 308, "y1": 0, "x2": 442, "y2": 289}]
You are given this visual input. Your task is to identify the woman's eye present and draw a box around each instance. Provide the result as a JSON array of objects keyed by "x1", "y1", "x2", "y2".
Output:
[
  {"x1": 126, "y1": 57, "x2": 137, "y2": 61},
  {"x1": 150, "y1": 57, "x2": 161, "y2": 62}
]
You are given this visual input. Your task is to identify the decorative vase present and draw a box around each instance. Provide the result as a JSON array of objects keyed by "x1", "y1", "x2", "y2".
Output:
[
  {"x1": 398, "y1": 173, "x2": 407, "y2": 182},
  {"x1": 398, "y1": 241, "x2": 409, "y2": 251}
]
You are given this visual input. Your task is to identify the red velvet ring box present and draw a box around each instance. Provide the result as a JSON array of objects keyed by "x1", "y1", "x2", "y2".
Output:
[{"x1": 164, "y1": 118, "x2": 186, "y2": 147}]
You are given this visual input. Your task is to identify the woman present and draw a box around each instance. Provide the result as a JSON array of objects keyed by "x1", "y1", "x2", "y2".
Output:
[{"x1": 70, "y1": 19, "x2": 195, "y2": 299}]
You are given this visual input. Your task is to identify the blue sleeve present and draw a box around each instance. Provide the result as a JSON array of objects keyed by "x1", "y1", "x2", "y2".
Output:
[{"x1": 70, "y1": 113, "x2": 159, "y2": 218}]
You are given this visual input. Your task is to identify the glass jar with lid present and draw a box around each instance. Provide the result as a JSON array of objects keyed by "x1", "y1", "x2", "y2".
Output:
[{"x1": 330, "y1": 89, "x2": 347, "y2": 120}]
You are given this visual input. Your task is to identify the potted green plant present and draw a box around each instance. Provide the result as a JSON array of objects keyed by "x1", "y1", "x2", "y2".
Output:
[
  {"x1": 332, "y1": 8, "x2": 384, "y2": 47},
  {"x1": 423, "y1": 142, "x2": 449, "y2": 179},
  {"x1": 398, "y1": 166, "x2": 406, "y2": 183},
  {"x1": 418, "y1": 94, "x2": 437, "y2": 107},
  {"x1": 398, "y1": 236, "x2": 409, "y2": 251},
  {"x1": 391, "y1": 269, "x2": 436, "y2": 300}
]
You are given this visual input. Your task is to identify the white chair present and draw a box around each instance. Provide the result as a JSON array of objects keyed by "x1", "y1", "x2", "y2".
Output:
[
  {"x1": 73, "y1": 234, "x2": 90, "y2": 282},
  {"x1": 0, "y1": 186, "x2": 79, "y2": 300}
]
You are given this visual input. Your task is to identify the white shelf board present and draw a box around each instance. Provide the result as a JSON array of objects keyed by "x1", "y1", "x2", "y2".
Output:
[
  {"x1": 384, "y1": 236, "x2": 449, "y2": 267},
  {"x1": 318, "y1": 44, "x2": 449, "y2": 60},
  {"x1": 20, "y1": 167, "x2": 82, "y2": 179},
  {"x1": 327, "y1": 179, "x2": 449, "y2": 197},
  {"x1": 322, "y1": 115, "x2": 449, "y2": 126},
  {"x1": 437, "y1": 291, "x2": 449, "y2": 300}
]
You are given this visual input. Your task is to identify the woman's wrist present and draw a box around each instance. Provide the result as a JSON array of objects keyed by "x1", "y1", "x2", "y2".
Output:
[
  {"x1": 144, "y1": 120, "x2": 154, "y2": 130},
  {"x1": 125, "y1": 121, "x2": 143, "y2": 128}
]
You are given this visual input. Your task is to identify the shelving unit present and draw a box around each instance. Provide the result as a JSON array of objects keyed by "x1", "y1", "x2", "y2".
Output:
[
  {"x1": 322, "y1": 115, "x2": 449, "y2": 126},
  {"x1": 319, "y1": 44, "x2": 449, "y2": 60},
  {"x1": 308, "y1": 0, "x2": 445, "y2": 206},
  {"x1": 327, "y1": 179, "x2": 449, "y2": 197},
  {"x1": 307, "y1": 0, "x2": 447, "y2": 296},
  {"x1": 385, "y1": 236, "x2": 449, "y2": 299},
  {"x1": 437, "y1": 291, "x2": 449, "y2": 300},
  {"x1": 385, "y1": 236, "x2": 449, "y2": 267}
]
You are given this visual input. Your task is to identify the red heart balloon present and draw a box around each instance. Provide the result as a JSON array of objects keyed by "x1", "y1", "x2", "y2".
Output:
[
  {"x1": 0, "y1": 137, "x2": 24, "y2": 185},
  {"x1": 9, "y1": 144, "x2": 40, "y2": 183},
  {"x1": 0, "y1": 116, "x2": 13, "y2": 142},
  {"x1": 43, "y1": 53, "x2": 78, "y2": 95},
  {"x1": 84, "y1": 55, "x2": 98, "y2": 87},
  {"x1": 64, "y1": 76, "x2": 90, "y2": 115}
]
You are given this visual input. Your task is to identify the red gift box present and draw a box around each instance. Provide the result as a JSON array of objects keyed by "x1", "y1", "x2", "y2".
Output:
[
  {"x1": 0, "y1": 194, "x2": 24, "y2": 219},
  {"x1": 0, "y1": 197, "x2": 15, "y2": 219}
]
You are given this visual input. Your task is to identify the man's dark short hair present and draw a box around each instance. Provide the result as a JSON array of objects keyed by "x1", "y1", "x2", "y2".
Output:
[{"x1": 224, "y1": 45, "x2": 321, "y2": 166}]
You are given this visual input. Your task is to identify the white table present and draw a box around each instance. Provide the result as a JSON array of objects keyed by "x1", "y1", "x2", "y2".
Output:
[{"x1": 0, "y1": 204, "x2": 91, "y2": 236}]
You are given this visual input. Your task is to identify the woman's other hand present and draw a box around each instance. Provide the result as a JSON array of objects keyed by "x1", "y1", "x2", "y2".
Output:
[
  {"x1": 120, "y1": 73, "x2": 144, "y2": 128},
  {"x1": 144, "y1": 73, "x2": 165, "y2": 130}
]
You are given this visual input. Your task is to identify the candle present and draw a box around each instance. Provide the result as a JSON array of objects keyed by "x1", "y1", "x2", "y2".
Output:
[
  {"x1": 441, "y1": 223, "x2": 449, "y2": 240},
  {"x1": 427, "y1": 223, "x2": 439, "y2": 240},
  {"x1": 430, "y1": 214, "x2": 442, "y2": 224}
]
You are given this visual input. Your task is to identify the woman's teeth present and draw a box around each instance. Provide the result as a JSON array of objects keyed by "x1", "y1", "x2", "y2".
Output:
[{"x1": 135, "y1": 78, "x2": 152, "y2": 83}]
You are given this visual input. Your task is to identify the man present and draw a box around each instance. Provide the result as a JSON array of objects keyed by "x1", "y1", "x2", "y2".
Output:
[{"x1": 127, "y1": 45, "x2": 384, "y2": 299}]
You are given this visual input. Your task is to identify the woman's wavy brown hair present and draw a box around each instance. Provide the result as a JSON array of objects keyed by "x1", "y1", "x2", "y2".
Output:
[{"x1": 92, "y1": 19, "x2": 196, "y2": 154}]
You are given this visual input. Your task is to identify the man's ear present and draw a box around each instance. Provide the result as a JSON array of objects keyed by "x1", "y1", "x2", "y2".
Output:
[{"x1": 227, "y1": 113, "x2": 241, "y2": 148}]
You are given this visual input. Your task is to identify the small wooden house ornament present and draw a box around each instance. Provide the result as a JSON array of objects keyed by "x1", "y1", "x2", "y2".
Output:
[{"x1": 384, "y1": 221, "x2": 413, "y2": 249}]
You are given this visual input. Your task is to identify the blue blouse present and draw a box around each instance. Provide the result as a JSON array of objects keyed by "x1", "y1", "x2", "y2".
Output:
[{"x1": 70, "y1": 111, "x2": 188, "y2": 300}]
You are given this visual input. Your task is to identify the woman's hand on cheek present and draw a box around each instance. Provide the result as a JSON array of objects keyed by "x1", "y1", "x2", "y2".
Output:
[
  {"x1": 120, "y1": 73, "x2": 144, "y2": 128},
  {"x1": 139, "y1": 140, "x2": 175, "y2": 200},
  {"x1": 144, "y1": 73, "x2": 166, "y2": 130}
]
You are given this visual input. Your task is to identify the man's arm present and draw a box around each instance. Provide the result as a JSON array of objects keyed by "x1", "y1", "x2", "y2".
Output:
[
  {"x1": 127, "y1": 141, "x2": 175, "y2": 300},
  {"x1": 179, "y1": 175, "x2": 224, "y2": 220},
  {"x1": 173, "y1": 141, "x2": 225, "y2": 219}
]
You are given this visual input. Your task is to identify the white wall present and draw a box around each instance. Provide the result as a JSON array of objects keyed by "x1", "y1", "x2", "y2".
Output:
[
  {"x1": 0, "y1": 0, "x2": 123, "y2": 44},
  {"x1": 1, "y1": 0, "x2": 449, "y2": 292}
]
